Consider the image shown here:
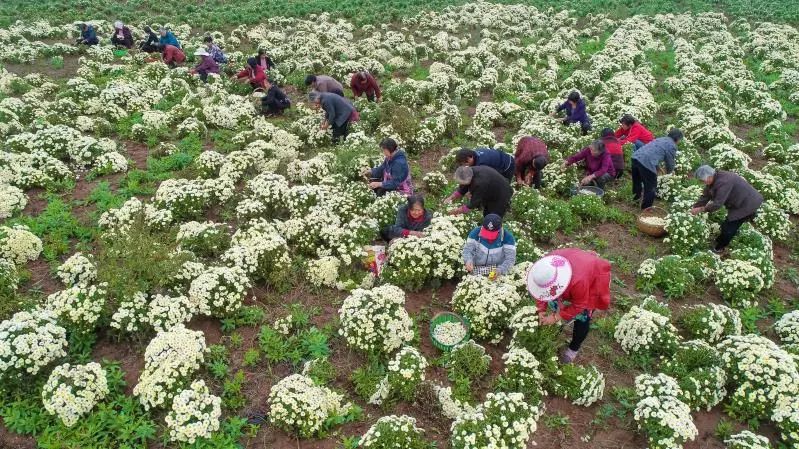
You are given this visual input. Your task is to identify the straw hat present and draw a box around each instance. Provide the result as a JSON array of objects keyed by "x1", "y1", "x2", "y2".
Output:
[
  {"x1": 526, "y1": 254, "x2": 573, "y2": 302},
  {"x1": 194, "y1": 49, "x2": 209, "y2": 57}
]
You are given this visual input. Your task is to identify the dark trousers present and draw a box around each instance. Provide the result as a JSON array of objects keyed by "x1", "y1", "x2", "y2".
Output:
[
  {"x1": 634, "y1": 140, "x2": 645, "y2": 150},
  {"x1": 331, "y1": 88, "x2": 345, "y2": 97},
  {"x1": 631, "y1": 159, "x2": 658, "y2": 209},
  {"x1": 140, "y1": 42, "x2": 159, "y2": 53},
  {"x1": 366, "y1": 92, "x2": 376, "y2": 102},
  {"x1": 331, "y1": 120, "x2": 350, "y2": 144},
  {"x1": 569, "y1": 316, "x2": 591, "y2": 351},
  {"x1": 716, "y1": 214, "x2": 755, "y2": 250},
  {"x1": 199, "y1": 70, "x2": 209, "y2": 83},
  {"x1": 262, "y1": 100, "x2": 288, "y2": 115}
]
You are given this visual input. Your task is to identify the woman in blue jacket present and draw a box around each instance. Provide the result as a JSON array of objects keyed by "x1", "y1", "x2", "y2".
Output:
[
  {"x1": 552, "y1": 91, "x2": 591, "y2": 135},
  {"x1": 365, "y1": 138, "x2": 413, "y2": 196},
  {"x1": 159, "y1": 28, "x2": 181, "y2": 49},
  {"x1": 76, "y1": 23, "x2": 99, "y2": 46}
]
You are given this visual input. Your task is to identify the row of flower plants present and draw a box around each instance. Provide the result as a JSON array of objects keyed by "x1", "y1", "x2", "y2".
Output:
[{"x1": 0, "y1": 2, "x2": 797, "y2": 447}]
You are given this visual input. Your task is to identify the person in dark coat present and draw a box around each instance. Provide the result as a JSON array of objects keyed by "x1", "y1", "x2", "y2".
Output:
[
  {"x1": 309, "y1": 91, "x2": 356, "y2": 144},
  {"x1": 190, "y1": 49, "x2": 219, "y2": 82},
  {"x1": 254, "y1": 49, "x2": 275, "y2": 70},
  {"x1": 261, "y1": 79, "x2": 290, "y2": 116},
  {"x1": 448, "y1": 165, "x2": 513, "y2": 218},
  {"x1": 110, "y1": 21, "x2": 133, "y2": 48},
  {"x1": 366, "y1": 138, "x2": 413, "y2": 196},
  {"x1": 139, "y1": 26, "x2": 160, "y2": 52},
  {"x1": 690, "y1": 165, "x2": 764, "y2": 253},
  {"x1": 454, "y1": 147, "x2": 515, "y2": 181},
  {"x1": 350, "y1": 71, "x2": 381, "y2": 102},
  {"x1": 514, "y1": 136, "x2": 549, "y2": 189},
  {"x1": 632, "y1": 128, "x2": 683, "y2": 209},
  {"x1": 601, "y1": 128, "x2": 624, "y2": 179},
  {"x1": 563, "y1": 139, "x2": 616, "y2": 190},
  {"x1": 158, "y1": 28, "x2": 181, "y2": 49},
  {"x1": 552, "y1": 91, "x2": 591, "y2": 135},
  {"x1": 76, "y1": 23, "x2": 99, "y2": 46},
  {"x1": 382, "y1": 195, "x2": 432, "y2": 241}
]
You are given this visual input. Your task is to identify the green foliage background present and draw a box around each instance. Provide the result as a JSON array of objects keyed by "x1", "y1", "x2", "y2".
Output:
[{"x1": 1, "y1": 0, "x2": 797, "y2": 28}]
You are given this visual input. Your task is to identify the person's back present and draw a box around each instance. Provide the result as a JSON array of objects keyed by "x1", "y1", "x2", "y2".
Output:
[
  {"x1": 160, "y1": 31, "x2": 180, "y2": 49},
  {"x1": 474, "y1": 148, "x2": 514, "y2": 175},
  {"x1": 315, "y1": 75, "x2": 344, "y2": 94},
  {"x1": 320, "y1": 92, "x2": 354, "y2": 127},
  {"x1": 632, "y1": 136, "x2": 677, "y2": 174},
  {"x1": 468, "y1": 165, "x2": 512, "y2": 215},
  {"x1": 708, "y1": 171, "x2": 763, "y2": 220}
]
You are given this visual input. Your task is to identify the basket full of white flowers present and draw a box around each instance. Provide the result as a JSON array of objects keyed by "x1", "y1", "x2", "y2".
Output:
[
  {"x1": 637, "y1": 206, "x2": 668, "y2": 237},
  {"x1": 430, "y1": 312, "x2": 470, "y2": 351}
]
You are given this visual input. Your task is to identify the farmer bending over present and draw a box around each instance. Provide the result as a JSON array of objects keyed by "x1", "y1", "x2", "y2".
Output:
[
  {"x1": 552, "y1": 90, "x2": 591, "y2": 135},
  {"x1": 514, "y1": 136, "x2": 549, "y2": 189},
  {"x1": 305, "y1": 74, "x2": 345, "y2": 97},
  {"x1": 600, "y1": 128, "x2": 624, "y2": 179},
  {"x1": 615, "y1": 114, "x2": 654, "y2": 150},
  {"x1": 110, "y1": 21, "x2": 133, "y2": 48},
  {"x1": 261, "y1": 79, "x2": 291, "y2": 116},
  {"x1": 563, "y1": 139, "x2": 615, "y2": 190},
  {"x1": 690, "y1": 165, "x2": 763, "y2": 254},
  {"x1": 631, "y1": 128, "x2": 683, "y2": 209},
  {"x1": 76, "y1": 23, "x2": 99, "y2": 46},
  {"x1": 350, "y1": 70, "x2": 381, "y2": 102},
  {"x1": 308, "y1": 91, "x2": 356, "y2": 144},
  {"x1": 447, "y1": 165, "x2": 512, "y2": 218},
  {"x1": 528, "y1": 248, "x2": 612, "y2": 364},
  {"x1": 455, "y1": 147, "x2": 515, "y2": 181}
]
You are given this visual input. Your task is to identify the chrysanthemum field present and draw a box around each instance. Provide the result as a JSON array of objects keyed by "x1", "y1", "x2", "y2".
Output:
[{"x1": 0, "y1": 2, "x2": 798, "y2": 448}]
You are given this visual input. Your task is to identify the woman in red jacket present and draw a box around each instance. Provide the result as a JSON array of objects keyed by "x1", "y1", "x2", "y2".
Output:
[
  {"x1": 601, "y1": 128, "x2": 624, "y2": 179},
  {"x1": 350, "y1": 71, "x2": 381, "y2": 102},
  {"x1": 526, "y1": 248, "x2": 612, "y2": 363},
  {"x1": 235, "y1": 58, "x2": 266, "y2": 90},
  {"x1": 614, "y1": 114, "x2": 654, "y2": 150},
  {"x1": 514, "y1": 136, "x2": 549, "y2": 189}
]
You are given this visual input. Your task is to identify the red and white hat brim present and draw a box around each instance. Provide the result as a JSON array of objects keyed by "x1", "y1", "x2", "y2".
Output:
[{"x1": 526, "y1": 255, "x2": 573, "y2": 302}]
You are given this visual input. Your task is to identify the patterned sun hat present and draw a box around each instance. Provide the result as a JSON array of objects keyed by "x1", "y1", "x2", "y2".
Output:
[{"x1": 526, "y1": 254, "x2": 573, "y2": 302}]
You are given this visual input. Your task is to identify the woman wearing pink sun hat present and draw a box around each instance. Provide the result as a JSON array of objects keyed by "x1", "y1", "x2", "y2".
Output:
[{"x1": 526, "y1": 248, "x2": 612, "y2": 364}]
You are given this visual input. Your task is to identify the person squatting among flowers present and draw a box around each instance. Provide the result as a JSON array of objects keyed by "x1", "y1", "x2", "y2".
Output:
[
  {"x1": 364, "y1": 138, "x2": 413, "y2": 197},
  {"x1": 562, "y1": 139, "x2": 616, "y2": 190},
  {"x1": 527, "y1": 248, "x2": 612, "y2": 364},
  {"x1": 381, "y1": 195, "x2": 432, "y2": 242},
  {"x1": 462, "y1": 214, "x2": 516, "y2": 279}
]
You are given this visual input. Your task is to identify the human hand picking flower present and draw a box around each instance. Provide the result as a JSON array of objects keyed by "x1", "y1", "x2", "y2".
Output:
[
  {"x1": 690, "y1": 206, "x2": 704, "y2": 215},
  {"x1": 368, "y1": 181, "x2": 382, "y2": 189},
  {"x1": 539, "y1": 312, "x2": 560, "y2": 325},
  {"x1": 409, "y1": 231, "x2": 424, "y2": 237},
  {"x1": 580, "y1": 175, "x2": 594, "y2": 186},
  {"x1": 465, "y1": 262, "x2": 474, "y2": 272}
]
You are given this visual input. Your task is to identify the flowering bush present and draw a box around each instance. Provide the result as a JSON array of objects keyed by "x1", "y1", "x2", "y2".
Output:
[
  {"x1": 223, "y1": 226, "x2": 290, "y2": 286},
  {"x1": 677, "y1": 303, "x2": 741, "y2": 344},
  {"x1": 165, "y1": 379, "x2": 222, "y2": 443},
  {"x1": 358, "y1": 415, "x2": 433, "y2": 449},
  {"x1": 614, "y1": 304, "x2": 679, "y2": 357},
  {"x1": 775, "y1": 311, "x2": 799, "y2": 345},
  {"x1": 268, "y1": 374, "x2": 356, "y2": 438},
  {"x1": 55, "y1": 252, "x2": 96, "y2": 287},
  {"x1": 305, "y1": 256, "x2": 341, "y2": 289},
  {"x1": 754, "y1": 200, "x2": 791, "y2": 241},
  {"x1": 0, "y1": 258, "x2": 18, "y2": 299},
  {"x1": 0, "y1": 310, "x2": 67, "y2": 378},
  {"x1": 154, "y1": 178, "x2": 210, "y2": 220},
  {"x1": 371, "y1": 346, "x2": 428, "y2": 404},
  {"x1": 45, "y1": 283, "x2": 107, "y2": 331},
  {"x1": 719, "y1": 334, "x2": 799, "y2": 421},
  {"x1": 177, "y1": 221, "x2": 230, "y2": 257},
  {"x1": 42, "y1": 362, "x2": 109, "y2": 427},
  {"x1": 451, "y1": 275, "x2": 523, "y2": 343},
  {"x1": 188, "y1": 265, "x2": 251, "y2": 318},
  {"x1": 715, "y1": 259, "x2": 764, "y2": 308},
  {"x1": 495, "y1": 346, "x2": 545, "y2": 403},
  {"x1": 110, "y1": 291, "x2": 149, "y2": 334},
  {"x1": 0, "y1": 225, "x2": 43, "y2": 265},
  {"x1": 663, "y1": 212, "x2": 709, "y2": 256},
  {"x1": 660, "y1": 340, "x2": 727, "y2": 411},
  {"x1": 450, "y1": 392, "x2": 541, "y2": 449},
  {"x1": 338, "y1": 285, "x2": 414, "y2": 356},
  {"x1": 634, "y1": 381, "x2": 697, "y2": 449},
  {"x1": 147, "y1": 294, "x2": 197, "y2": 332},
  {"x1": 551, "y1": 363, "x2": 605, "y2": 407},
  {"x1": 636, "y1": 255, "x2": 695, "y2": 299},
  {"x1": 724, "y1": 431, "x2": 772, "y2": 449},
  {"x1": 381, "y1": 216, "x2": 463, "y2": 291},
  {"x1": 134, "y1": 324, "x2": 207, "y2": 410},
  {"x1": 0, "y1": 184, "x2": 26, "y2": 218}
]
